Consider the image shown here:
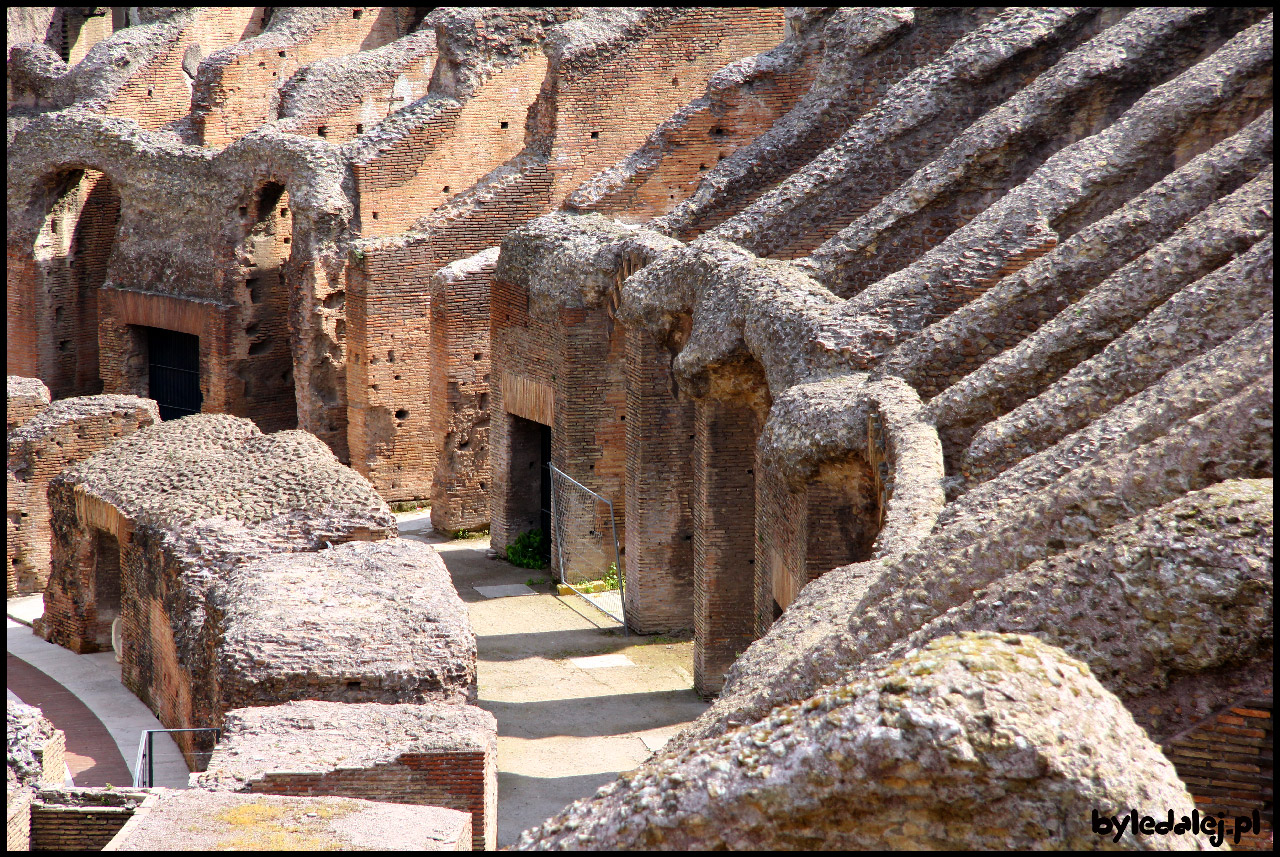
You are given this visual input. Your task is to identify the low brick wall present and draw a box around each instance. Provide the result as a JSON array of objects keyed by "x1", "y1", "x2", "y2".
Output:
[
  {"x1": 29, "y1": 789, "x2": 148, "y2": 852},
  {"x1": 198, "y1": 700, "x2": 497, "y2": 851},
  {"x1": 7, "y1": 790, "x2": 33, "y2": 852}
]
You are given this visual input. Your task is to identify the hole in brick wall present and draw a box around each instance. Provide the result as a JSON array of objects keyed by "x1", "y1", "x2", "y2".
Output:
[
  {"x1": 249, "y1": 338, "x2": 272, "y2": 356},
  {"x1": 278, "y1": 50, "x2": 286, "y2": 58},
  {"x1": 50, "y1": 220, "x2": 58, "y2": 234},
  {"x1": 473, "y1": 352, "x2": 482, "y2": 360},
  {"x1": 146, "y1": 88, "x2": 153, "y2": 96},
  {"x1": 247, "y1": 278, "x2": 262, "y2": 303},
  {"x1": 55, "y1": 306, "x2": 64, "y2": 325},
  {"x1": 620, "y1": 414, "x2": 625, "y2": 421},
  {"x1": 442, "y1": 186, "x2": 450, "y2": 193},
  {"x1": 258, "y1": 61, "x2": 266, "y2": 68},
  {"x1": 282, "y1": 237, "x2": 290, "y2": 244},
  {"x1": 316, "y1": 126, "x2": 327, "y2": 138},
  {"x1": 387, "y1": 350, "x2": 396, "y2": 363},
  {"x1": 280, "y1": 207, "x2": 288, "y2": 217},
  {"x1": 355, "y1": 123, "x2": 363, "y2": 134},
  {"x1": 394, "y1": 374, "x2": 401, "y2": 380},
  {"x1": 335, "y1": 319, "x2": 345, "y2": 338},
  {"x1": 245, "y1": 322, "x2": 260, "y2": 336},
  {"x1": 672, "y1": 76, "x2": 679, "y2": 86},
  {"x1": 272, "y1": 72, "x2": 278, "y2": 78},
  {"x1": 239, "y1": 206, "x2": 248, "y2": 216},
  {"x1": 711, "y1": 127, "x2": 725, "y2": 137},
  {"x1": 395, "y1": 409, "x2": 409, "y2": 420},
  {"x1": 500, "y1": 121, "x2": 509, "y2": 129},
  {"x1": 323, "y1": 291, "x2": 345, "y2": 309},
  {"x1": 256, "y1": 182, "x2": 284, "y2": 223},
  {"x1": 480, "y1": 481, "x2": 487, "y2": 491},
  {"x1": 371, "y1": 211, "x2": 378, "y2": 219},
  {"x1": 590, "y1": 131, "x2": 599, "y2": 139},
  {"x1": 478, "y1": 393, "x2": 488, "y2": 411},
  {"x1": 718, "y1": 154, "x2": 725, "y2": 162},
  {"x1": 58, "y1": 340, "x2": 71, "y2": 352},
  {"x1": 699, "y1": 164, "x2": 707, "y2": 170},
  {"x1": 353, "y1": 9, "x2": 363, "y2": 18},
  {"x1": 347, "y1": 680, "x2": 361, "y2": 690}
]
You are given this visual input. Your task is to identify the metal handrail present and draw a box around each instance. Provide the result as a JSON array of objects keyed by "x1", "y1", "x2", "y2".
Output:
[{"x1": 132, "y1": 727, "x2": 222, "y2": 787}]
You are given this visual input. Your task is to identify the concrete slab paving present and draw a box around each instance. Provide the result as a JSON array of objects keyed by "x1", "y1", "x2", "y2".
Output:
[
  {"x1": 397, "y1": 516, "x2": 710, "y2": 848},
  {"x1": 569, "y1": 653, "x2": 635, "y2": 669},
  {"x1": 475, "y1": 583, "x2": 539, "y2": 599},
  {"x1": 7, "y1": 614, "x2": 189, "y2": 788}
]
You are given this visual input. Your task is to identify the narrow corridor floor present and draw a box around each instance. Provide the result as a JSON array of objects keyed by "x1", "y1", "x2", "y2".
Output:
[{"x1": 397, "y1": 513, "x2": 709, "y2": 848}]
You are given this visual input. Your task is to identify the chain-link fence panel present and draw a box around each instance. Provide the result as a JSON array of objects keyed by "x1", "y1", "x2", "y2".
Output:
[{"x1": 549, "y1": 463, "x2": 626, "y2": 630}]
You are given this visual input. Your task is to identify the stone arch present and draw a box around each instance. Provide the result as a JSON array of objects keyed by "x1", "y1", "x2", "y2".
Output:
[
  {"x1": 14, "y1": 165, "x2": 123, "y2": 398},
  {"x1": 230, "y1": 178, "x2": 300, "y2": 432}
]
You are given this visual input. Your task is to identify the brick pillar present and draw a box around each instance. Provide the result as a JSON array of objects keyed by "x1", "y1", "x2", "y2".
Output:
[
  {"x1": 753, "y1": 463, "x2": 804, "y2": 637},
  {"x1": 692, "y1": 396, "x2": 762, "y2": 695},
  {"x1": 624, "y1": 329, "x2": 695, "y2": 633}
]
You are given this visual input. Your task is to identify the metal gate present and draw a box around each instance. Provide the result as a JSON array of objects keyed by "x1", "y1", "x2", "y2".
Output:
[
  {"x1": 147, "y1": 327, "x2": 201, "y2": 421},
  {"x1": 548, "y1": 463, "x2": 626, "y2": 631}
]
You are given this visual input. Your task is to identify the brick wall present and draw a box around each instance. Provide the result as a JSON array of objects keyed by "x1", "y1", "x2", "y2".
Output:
[
  {"x1": 228, "y1": 184, "x2": 298, "y2": 432},
  {"x1": 6, "y1": 790, "x2": 31, "y2": 852},
  {"x1": 98, "y1": 288, "x2": 236, "y2": 417},
  {"x1": 429, "y1": 252, "x2": 498, "y2": 533},
  {"x1": 28, "y1": 790, "x2": 145, "y2": 852},
  {"x1": 487, "y1": 272, "x2": 556, "y2": 550},
  {"x1": 543, "y1": 9, "x2": 787, "y2": 206},
  {"x1": 243, "y1": 749, "x2": 495, "y2": 851},
  {"x1": 103, "y1": 8, "x2": 264, "y2": 131},
  {"x1": 753, "y1": 456, "x2": 880, "y2": 635},
  {"x1": 6, "y1": 396, "x2": 157, "y2": 596},
  {"x1": 197, "y1": 9, "x2": 403, "y2": 147},
  {"x1": 25, "y1": 169, "x2": 119, "y2": 401},
  {"x1": 691, "y1": 395, "x2": 764, "y2": 695},
  {"x1": 6, "y1": 378, "x2": 51, "y2": 433},
  {"x1": 7, "y1": 249, "x2": 42, "y2": 378},
  {"x1": 1164, "y1": 698, "x2": 1273, "y2": 851},
  {"x1": 353, "y1": 55, "x2": 549, "y2": 239},
  {"x1": 623, "y1": 328, "x2": 696, "y2": 633},
  {"x1": 280, "y1": 37, "x2": 436, "y2": 143}
]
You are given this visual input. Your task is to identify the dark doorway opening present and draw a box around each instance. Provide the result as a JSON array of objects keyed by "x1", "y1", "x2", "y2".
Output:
[
  {"x1": 539, "y1": 421, "x2": 552, "y2": 560},
  {"x1": 93, "y1": 529, "x2": 121, "y2": 650},
  {"x1": 508, "y1": 414, "x2": 552, "y2": 557},
  {"x1": 145, "y1": 327, "x2": 202, "y2": 420}
]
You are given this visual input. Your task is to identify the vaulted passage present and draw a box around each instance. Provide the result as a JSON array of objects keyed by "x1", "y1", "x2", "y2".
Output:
[{"x1": 145, "y1": 327, "x2": 202, "y2": 420}]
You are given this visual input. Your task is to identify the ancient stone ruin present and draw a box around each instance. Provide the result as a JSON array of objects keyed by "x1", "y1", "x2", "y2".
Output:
[{"x1": 6, "y1": 5, "x2": 1274, "y2": 851}]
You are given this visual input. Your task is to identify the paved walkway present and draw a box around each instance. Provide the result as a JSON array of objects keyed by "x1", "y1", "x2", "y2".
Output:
[
  {"x1": 7, "y1": 652, "x2": 132, "y2": 786},
  {"x1": 397, "y1": 512, "x2": 709, "y2": 848},
  {"x1": 6, "y1": 606, "x2": 189, "y2": 788}
]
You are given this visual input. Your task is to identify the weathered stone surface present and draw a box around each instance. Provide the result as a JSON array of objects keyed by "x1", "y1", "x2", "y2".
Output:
[
  {"x1": 195, "y1": 699, "x2": 496, "y2": 790},
  {"x1": 214, "y1": 541, "x2": 478, "y2": 706},
  {"x1": 6, "y1": 700, "x2": 64, "y2": 789},
  {"x1": 519, "y1": 633, "x2": 1212, "y2": 850},
  {"x1": 6, "y1": 375, "x2": 50, "y2": 433},
  {"x1": 109, "y1": 788, "x2": 472, "y2": 851}
]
